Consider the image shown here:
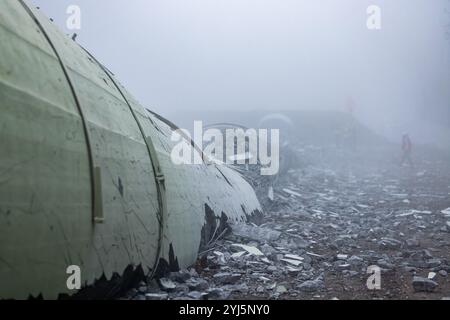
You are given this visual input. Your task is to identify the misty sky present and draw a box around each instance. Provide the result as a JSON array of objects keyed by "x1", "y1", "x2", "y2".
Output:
[{"x1": 28, "y1": 0, "x2": 450, "y2": 143}]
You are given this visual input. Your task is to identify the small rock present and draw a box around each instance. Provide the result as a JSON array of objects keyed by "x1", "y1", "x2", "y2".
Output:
[
  {"x1": 412, "y1": 276, "x2": 438, "y2": 292},
  {"x1": 232, "y1": 223, "x2": 281, "y2": 242},
  {"x1": 406, "y1": 239, "x2": 420, "y2": 248},
  {"x1": 347, "y1": 271, "x2": 359, "y2": 277},
  {"x1": 348, "y1": 255, "x2": 364, "y2": 266},
  {"x1": 276, "y1": 285, "x2": 287, "y2": 294},
  {"x1": 423, "y1": 249, "x2": 433, "y2": 259},
  {"x1": 229, "y1": 283, "x2": 249, "y2": 293},
  {"x1": 213, "y1": 272, "x2": 241, "y2": 285},
  {"x1": 145, "y1": 293, "x2": 168, "y2": 300},
  {"x1": 128, "y1": 288, "x2": 139, "y2": 296},
  {"x1": 334, "y1": 261, "x2": 351, "y2": 270},
  {"x1": 426, "y1": 258, "x2": 442, "y2": 268},
  {"x1": 169, "y1": 271, "x2": 191, "y2": 283},
  {"x1": 266, "y1": 282, "x2": 277, "y2": 290},
  {"x1": 281, "y1": 258, "x2": 303, "y2": 267},
  {"x1": 267, "y1": 266, "x2": 278, "y2": 273},
  {"x1": 302, "y1": 263, "x2": 312, "y2": 271},
  {"x1": 403, "y1": 266, "x2": 418, "y2": 273},
  {"x1": 377, "y1": 259, "x2": 395, "y2": 270},
  {"x1": 337, "y1": 254, "x2": 348, "y2": 260},
  {"x1": 260, "y1": 244, "x2": 277, "y2": 256},
  {"x1": 297, "y1": 279, "x2": 324, "y2": 292},
  {"x1": 231, "y1": 244, "x2": 264, "y2": 256},
  {"x1": 378, "y1": 238, "x2": 402, "y2": 250},
  {"x1": 231, "y1": 251, "x2": 246, "y2": 259},
  {"x1": 137, "y1": 286, "x2": 148, "y2": 294},
  {"x1": 159, "y1": 278, "x2": 177, "y2": 291},
  {"x1": 187, "y1": 291, "x2": 208, "y2": 300},
  {"x1": 284, "y1": 254, "x2": 304, "y2": 261},
  {"x1": 207, "y1": 288, "x2": 230, "y2": 300},
  {"x1": 428, "y1": 272, "x2": 437, "y2": 280},
  {"x1": 186, "y1": 278, "x2": 209, "y2": 291},
  {"x1": 188, "y1": 268, "x2": 199, "y2": 277}
]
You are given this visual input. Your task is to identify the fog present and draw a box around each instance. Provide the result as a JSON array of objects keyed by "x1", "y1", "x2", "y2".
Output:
[{"x1": 29, "y1": 0, "x2": 450, "y2": 148}]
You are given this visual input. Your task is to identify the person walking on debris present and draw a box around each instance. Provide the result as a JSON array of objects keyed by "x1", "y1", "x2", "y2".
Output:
[{"x1": 400, "y1": 133, "x2": 413, "y2": 166}]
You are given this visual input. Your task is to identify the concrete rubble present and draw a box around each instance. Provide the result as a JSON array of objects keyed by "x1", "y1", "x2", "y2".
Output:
[{"x1": 122, "y1": 148, "x2": 450, "y2": 300}]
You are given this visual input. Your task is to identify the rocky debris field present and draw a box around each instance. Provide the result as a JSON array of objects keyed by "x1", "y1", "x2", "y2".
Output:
[{"x1": 123, "y1": 153, "x2": 450, "y2": 300}]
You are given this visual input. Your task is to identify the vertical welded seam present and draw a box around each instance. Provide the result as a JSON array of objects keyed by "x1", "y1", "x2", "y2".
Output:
[
  {"x1": 18, "y1": 1, "x2": 97, "y2": 221},
  {"x1": 82, "y1": 49, "x2": 167, "y2": 278}
]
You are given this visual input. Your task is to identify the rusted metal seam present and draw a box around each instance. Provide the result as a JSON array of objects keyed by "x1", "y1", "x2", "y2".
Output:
[
  {"x1": 82, "y1": 48, "x2": 167, "y2": 278},
  {"x1": 18, "y1": 0, "x2": 98, "y2": 223}
]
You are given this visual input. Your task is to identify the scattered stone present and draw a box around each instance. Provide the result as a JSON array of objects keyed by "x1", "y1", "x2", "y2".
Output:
[
  {"x1": 377, "y1": 259, "x2": 395, "y2": 270},
  {"x1": 145, "y1": 293, "x2": 168, "y2": 300},
  {"x1": 186, "y1": 278, "x2": 209, "y2": 291},
  {"x1": 297, "y1": 278, "x2": 324, "y2": 292},
  {"x1": 159, "y1": 278, "x2": 176, "y2": 291},
  {"x1": 284, "y1": 254, "x2": 304, "y2": 261},
  {"x1": 428, "y1": 272, "x2": 437, "y2": 280},
  {"x1": 412, "y1": 276, "x2": 438, "y2": 292},
  {"x1": 276, "y1": 285, "x2": 287, "y2": 294},
  {"x1": 136, "y1": 287, "x2": 146, "y2": 294},
  {"x1": 169, "y1": 271, "x2": 191, "y2": 283},
  {"x1": 348, "y1": 255, "x2": 364, "y2": 266},
  {"x1": 426, "y1": 259, "x2": 442, "y2": 268},
  {"x1": 345, "y1": 270, "x2": 359, "y2": 277},
  {"x1": 334, "y1": 260, "x2": 351, "y2": 270},
  {"x1": 406, "y1": 239, "x2": 420, "y2": 248},
  {"x1": 281, "y1": 258, "x2": 303, "y2": 267},
  {"x1": 207, "y1": 288, "x2": 229, "y2": 300},
  {"x1": 267, "y1": 266, "x2": 278, "y2": 273},
  {"x1": 231, "y1": 251, "x2": 246, "y2": 259},
  {"x1": 231, "y1": 223, "x2": 281, "y2": 242},
  {"x1": 187, "y1": 291, "x2": 208, "y2": 300},
  {"x1": 213, "y1": 272, "x2": 241, "y2": 285},
  {"x1": 286, "y1": 266, "x2": 303, "y2": 274},
  {"x1": 378, "y1": 238, "x2": 402, "y2": 250},
  {"x1": 122, "y1": 155, "x2": 450, "y2": 300},
  {"x1": 231, "y1": 244, "x2": 264, "y2": 256}
]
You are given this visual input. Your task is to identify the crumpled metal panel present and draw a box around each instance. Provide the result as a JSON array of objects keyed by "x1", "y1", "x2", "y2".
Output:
[{"x1": 0, "y1": 0, "x2": 261, "y2": 299}]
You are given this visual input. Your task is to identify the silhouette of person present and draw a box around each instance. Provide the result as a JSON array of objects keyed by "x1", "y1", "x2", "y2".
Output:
[{"x1": 400, "y1": 133, "x2": 413, "y2": 166}]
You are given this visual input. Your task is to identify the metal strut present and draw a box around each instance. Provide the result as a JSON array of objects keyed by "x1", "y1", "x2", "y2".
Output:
[
  {"x1": 81, "y1": 48, "x2": 167, "y2": 278},
  {"x1": 18, "y1": 1, "x2": 99, "y2": 224}
]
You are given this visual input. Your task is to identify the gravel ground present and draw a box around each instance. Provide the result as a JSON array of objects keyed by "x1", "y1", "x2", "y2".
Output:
[{"x1": 122, "y1": 149, "x2": 450, "y2": 300}]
